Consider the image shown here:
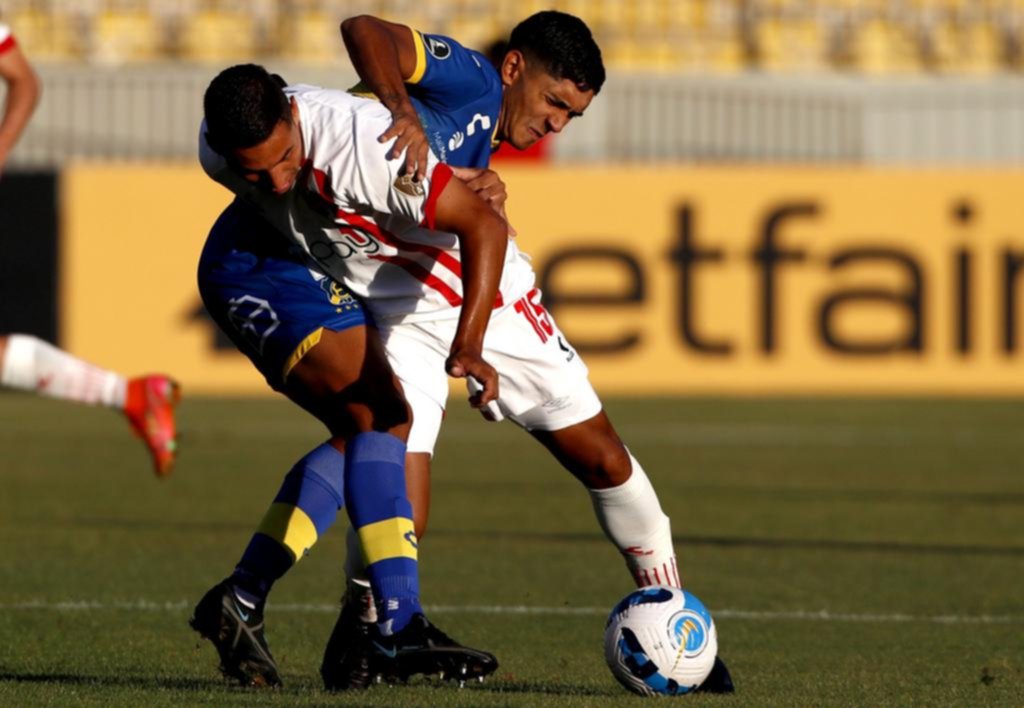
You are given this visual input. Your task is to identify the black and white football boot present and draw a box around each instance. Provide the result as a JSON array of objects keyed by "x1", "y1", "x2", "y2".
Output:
[
  {"x1": 696, "y1": 656, "x2": 735, "y2": 693},
  {"x1": 189, "y1": 578, "x2": 282, "y2": 688},
  {"x1": 372, "y1": 613, "x2": 499, "y2": 686}
]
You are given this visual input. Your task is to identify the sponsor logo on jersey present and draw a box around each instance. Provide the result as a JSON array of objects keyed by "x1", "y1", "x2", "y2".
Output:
[
  {"x1": 425, "y1": 36, "x2": 451, "y2": 59},
  {"x1": 403, "y1": 530, "x2": 419, "y2": 548},
  {"x1": 227, "y1": 295, "x2": 280, "y2": 355},
  {"x1": 449, "y1": 131, "x2": 465, "y2": 152},
  {"x1": 393, "y1": 173, "x2": 424, "y2": 197},
  {"x1": 542, "y1": 396, "x2": 572, "y2": 412}
]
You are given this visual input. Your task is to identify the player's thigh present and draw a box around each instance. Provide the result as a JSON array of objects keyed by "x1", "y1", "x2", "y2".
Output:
[
  {"x1": 484, "y1": 288, "x2": 602, "y2": 425},
  {"x1": 285, "y1": 325, "x2": 411, "y2": 439},
  {"x1": 197, "y1": 201, "x2": 369, "y2": 395},
  {"x1": 380, "y1": 321, "x2": 450, "y2": 455}
]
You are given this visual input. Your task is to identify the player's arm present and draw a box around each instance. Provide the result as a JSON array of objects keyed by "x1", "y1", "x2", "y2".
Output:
[
  {"x1": 0, "y1": 40, "x2": 41, "y2": 177},
  {"x1": 451, "y1": 166, "x2": 516, "y2": 237},
  {"x1": 340, "y1": 15, "x2": 429, "y2": 180},
  {"x1": 431, "y1": 175, "x2": 509, "y2": 406}
]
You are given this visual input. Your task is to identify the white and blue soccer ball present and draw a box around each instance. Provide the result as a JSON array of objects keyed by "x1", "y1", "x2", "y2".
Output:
[{"x1": 604, "y1": 586, "x2": 718, "y2": 696}]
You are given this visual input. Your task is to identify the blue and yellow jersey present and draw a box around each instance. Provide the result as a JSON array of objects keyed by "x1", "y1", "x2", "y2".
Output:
[{"x1": 403, "y1": 29, "x2": 503, "y2": 168}]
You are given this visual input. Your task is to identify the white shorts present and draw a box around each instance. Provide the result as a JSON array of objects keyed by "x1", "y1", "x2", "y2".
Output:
[{"x1": 380, "y1": 288, "x2": 603, "y2": 454}]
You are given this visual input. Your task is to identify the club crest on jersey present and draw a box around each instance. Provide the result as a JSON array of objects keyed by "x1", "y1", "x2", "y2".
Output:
[
  {"x1": 425, "y1": 36, "x2": 451, "y2": 60},
  {"x1": 320, "y1": 278, "x2": 354, "y2": 306},
  {"x1": 394, "y1": 173, "x2": 424, "y2": 197}
]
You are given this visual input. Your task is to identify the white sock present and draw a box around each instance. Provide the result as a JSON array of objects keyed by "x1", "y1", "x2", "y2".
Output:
[
  {"x1": 344, "y1": 525, "x2": 377, "y2": 622},
  {"x1": 0, "y1": 334, "x2": 126, "y2": 408},
  {"x1": 587, "y1": 452, "x2": 681, "y2": 588}
]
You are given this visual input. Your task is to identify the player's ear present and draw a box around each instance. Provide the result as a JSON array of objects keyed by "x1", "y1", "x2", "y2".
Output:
[
  {"x1": 500, "y1": 49, "x2": 526, "y2": 87},
  {"x1": 289, "y1": 96, "x2": 300, "y2": 123}
]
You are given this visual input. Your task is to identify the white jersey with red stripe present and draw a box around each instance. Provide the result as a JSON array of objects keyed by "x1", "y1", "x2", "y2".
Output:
[
  {"x1": 199, "y1": 84, "x2": 535, "y2": 324},
  {"x1": 0, "y1": 24, "x2": 16, "y2": 54}
]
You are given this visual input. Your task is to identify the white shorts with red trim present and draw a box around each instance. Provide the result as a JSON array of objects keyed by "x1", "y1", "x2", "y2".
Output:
[{"x1": 380, "y1": 287, "x2": 602, "y2": 455}]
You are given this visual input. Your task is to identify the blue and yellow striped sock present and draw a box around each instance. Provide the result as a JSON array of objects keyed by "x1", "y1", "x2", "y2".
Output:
[
  {"x1": 232, "y1": 442, "x2": 345, "y2": 603},
  {"x1": 344, "y1": 431, "x2": 422, "y2": 635}
]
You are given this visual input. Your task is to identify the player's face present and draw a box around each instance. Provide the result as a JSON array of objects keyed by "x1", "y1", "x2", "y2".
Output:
[
  {"x1": 231, "y1": 100, "x2": 305, "y2": 195},
  {"x1": 500, "y1": 55, "x2": 594, "y2": 150}
]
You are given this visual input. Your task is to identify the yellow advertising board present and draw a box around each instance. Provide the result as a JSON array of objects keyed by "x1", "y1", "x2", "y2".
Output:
[{"x1": 62, "y1": 164, "x2": 1024, "y2": 395}]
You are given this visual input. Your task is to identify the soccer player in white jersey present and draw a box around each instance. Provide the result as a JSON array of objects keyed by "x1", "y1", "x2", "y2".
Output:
[
  {"x1": 193, "y1": 64, "x2": 508, "y2": 688},
  {"x1": 0, "y1": 23, "x2": 179, "y2": 477},
  {"x1": 330, "y1": 12, "x2": 733, "y2": 693}
]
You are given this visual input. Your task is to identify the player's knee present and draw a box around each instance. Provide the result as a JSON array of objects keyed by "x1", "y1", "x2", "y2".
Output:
[
  {"x1": 340, "y1": 386, "x2": 411, "y2": 439},
  {"x1": 581, "y1": 443, "x2": 632, "y2": 490},
  {"x1": 371, "y1": 385, "x2": 412, "y2": 435}
]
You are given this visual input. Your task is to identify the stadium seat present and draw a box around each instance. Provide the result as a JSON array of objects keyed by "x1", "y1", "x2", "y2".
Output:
[
  {"x1": 850, "y1": 18, "x2": 920, "y2": 74},
  {"x1": 5, "y1": 8, "x2": 82, "y2": 60},
  {"x1": 91, "y1": 11, "x2": 162, "y2": 64},
  {"x1": 178, "y1": 10, "x2": 257, "y2": 63},
  {"x1": 277, "y1": 10, "x2": 337, "y2": 65},
  {"x1": 960, "y1": 21, "x2": 1003, "y2": 74}
]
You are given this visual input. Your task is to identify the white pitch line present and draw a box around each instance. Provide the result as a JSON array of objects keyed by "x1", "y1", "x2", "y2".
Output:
[{"x1": 1, "y1": 600, "x2": 1022, "y2": 625}]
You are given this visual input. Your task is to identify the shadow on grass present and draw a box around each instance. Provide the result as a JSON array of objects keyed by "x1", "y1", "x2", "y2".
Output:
[
  {"x1": 428, "y1": 529, "x2": 1024, "y2": 558},
  {"x1": 0, "y1": 671, "x2": 226, "y2": 691},
  {"x1": 411, "y1": 677, "x2": 617, "y2": 698},
  {"x1": 36, "y1": 515, "x2": 1024, "y2": 558},
  {"x1": 0, "y1": 671, "x2": 616, "y2": 699}
]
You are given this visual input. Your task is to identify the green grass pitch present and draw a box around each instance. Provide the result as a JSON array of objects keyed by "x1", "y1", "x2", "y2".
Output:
[{"x1": 1, "y1": 393, "x2": 1022, "y2": 706}]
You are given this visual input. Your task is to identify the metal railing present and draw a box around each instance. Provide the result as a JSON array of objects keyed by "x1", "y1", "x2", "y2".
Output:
[{"x1": 5, "y1": 64, "x2": 1024, "y2": 167}]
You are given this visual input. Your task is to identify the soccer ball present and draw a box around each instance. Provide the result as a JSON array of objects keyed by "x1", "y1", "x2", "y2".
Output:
[{"x1": 604, "y1": 586, "x2": 718, "y2": 696}]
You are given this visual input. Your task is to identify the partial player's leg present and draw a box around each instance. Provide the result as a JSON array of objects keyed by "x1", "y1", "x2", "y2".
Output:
[
  {"x1": 526, "y1": 411, "x2": 681, "y2": 588},
  {"x1": 194, "y1": 202, "x2": 495, "y2": 689},
  {"x1": 189, "y1": 324, "x2": 412, "y2": 689},
  {"x1": 190, "y1": 203, "x2": 375, "y2": 687},
  {"x1": 0, "y1": 333, "x2": 180, "y2": 476},
  {"x1": 323, "y1": 323, "x2": 496, "y2": 689},
  {"x1": 497, "y1": 289, "x2": 733, "y2": 691}
]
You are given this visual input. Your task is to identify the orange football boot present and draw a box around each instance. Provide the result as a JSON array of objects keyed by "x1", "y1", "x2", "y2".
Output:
[{"x1": 124, "y1": 375, "x2": 181, "y2": 477}]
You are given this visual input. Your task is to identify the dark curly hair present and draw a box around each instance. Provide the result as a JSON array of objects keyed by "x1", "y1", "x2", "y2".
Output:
[
  {"x1": 203, "y1": 64, "x2": 290, "y2": 154},
  {"x1": 507, "y1": 11, "x2": 605, "y2": 94}
]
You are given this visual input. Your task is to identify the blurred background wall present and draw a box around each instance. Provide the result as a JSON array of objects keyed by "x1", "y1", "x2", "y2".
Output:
[{"x1": 2, "y1": 0, "x2": 1023, "y2": 395}]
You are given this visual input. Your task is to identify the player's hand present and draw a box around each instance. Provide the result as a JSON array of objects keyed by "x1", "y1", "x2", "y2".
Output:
[
  {"x1": 445, "y1": 346, "x2": 499, "y2": 407},
  {"x1": 451, "y1": 166, "x2": 517, "y2": 237},
  {"x1": 379, "y1": 106, "x2": 430, "y2": 182}
]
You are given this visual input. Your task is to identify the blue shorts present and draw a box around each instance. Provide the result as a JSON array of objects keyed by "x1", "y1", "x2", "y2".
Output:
[{"x1": 198, "y1": 200, "x2": 368, "y2": 390}]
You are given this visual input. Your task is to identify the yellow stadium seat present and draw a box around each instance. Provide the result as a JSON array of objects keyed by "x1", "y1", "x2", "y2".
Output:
[
  {"x1": 91, "y1": 11, "x2": 162, "y2": 64},
  {"x1": 5, "y1": 8, "x2": 82, "y2": 60},
  {"x1": 756, "y1": 17, "x2": 828, "y2": 73},
  {"x1": 178, "y1": 10, "x2": 258, "y2": 63},
  {"x1": 667, "y1": 0, "x2": 704, "y2": 32},
  {"x1": 277, "y1": 10, "x2": 338, "y2": 65},
  {"x1": 705, "y1": 31, "x2": 747, "y2": 73},
  {"x1": 926, "y1": 20, "x2": 961, "y2": 73},
  {"x1": 446, "y1": 14, "x2": 502, "y2": 53},
  {"x1": 960, "y1": 22, "x2": 1003, "y2": 74},
  {"x1": 850, "y1": 19, "x2": 920, "y2": 75}
]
